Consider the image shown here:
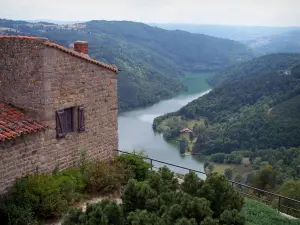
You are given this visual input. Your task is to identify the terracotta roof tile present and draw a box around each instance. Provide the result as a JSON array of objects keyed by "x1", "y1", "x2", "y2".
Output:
[
  {"x1": 0, "y1": 35, "x2": 119, "y2": 73},
  {"x1": 0, "y1": 104, "x2": 48, "y2": 141}
]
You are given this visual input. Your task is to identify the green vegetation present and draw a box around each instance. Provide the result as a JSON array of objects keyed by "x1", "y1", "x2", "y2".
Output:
[
  {"x1": 243, "y1": 199, "x2": 300, "y2": 225},
  {"x1": 154, "y1": 53, "x2": 300, "y2": 205},
  {"x1": 249, "y1": 147, "x2": 300, "y2": 187},
  {"x1": 0, "y1": 152, "x2": 298, "y2": 224},
  {"x1": 63, "y1": 170, "x2": 245, "y2": 225},
  {"x1": 0, "y1": 153, "x2": 149, "y2": 224},
  {"x1": 208, "y1": 53, "x2": 300, "y2": 86},
  {"x1": 0, "y1": 19, "x2": 253, "y2": 111},
  {"x1": 210, "y1": 152, "x2": 243, "y2": 164},
  {"x1": 154, "y1": 53, "x2": 300, "y2": 156}
]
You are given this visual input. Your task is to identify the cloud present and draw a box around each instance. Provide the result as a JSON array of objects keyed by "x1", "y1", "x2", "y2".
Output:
[{"x1": 1, "y1": 0, "x2": 300, "y2": 26}]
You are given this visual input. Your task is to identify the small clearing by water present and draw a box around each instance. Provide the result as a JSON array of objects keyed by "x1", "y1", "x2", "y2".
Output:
[{"x1": 213, "y1": 158, "x2": 253, "y2": 178}]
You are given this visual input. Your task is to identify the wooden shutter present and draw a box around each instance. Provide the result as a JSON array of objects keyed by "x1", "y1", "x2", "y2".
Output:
[
  {"x1": 78, "y1": 105, "x2": 85, "y2": 132},
  {"x1": 65, "y1": 108, "x2": 74, "y2": 132},
  {"x1": 56, "y1": 109, "x2": 65, "y2": 138}
]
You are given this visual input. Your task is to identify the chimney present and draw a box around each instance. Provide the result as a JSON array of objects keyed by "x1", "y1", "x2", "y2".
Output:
[{"x1": 74, "y1": 41, "x2": 88, "y2": 55}]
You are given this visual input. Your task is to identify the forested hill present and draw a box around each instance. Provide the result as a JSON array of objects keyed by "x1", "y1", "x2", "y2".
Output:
[
  {"x1": 154, "y1": 53, "x2": 300, "y2": 154},
  {"x1": 208, "y1": 53, "x2": 300, "y2": 86},
  {"x1": 0, "y1": 19, "x2": 253, "y2": 111}
]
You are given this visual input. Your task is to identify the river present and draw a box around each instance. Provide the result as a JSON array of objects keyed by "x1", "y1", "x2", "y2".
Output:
[{"x1": 118, "y1": 73, "x2": 213, "y2": 178}]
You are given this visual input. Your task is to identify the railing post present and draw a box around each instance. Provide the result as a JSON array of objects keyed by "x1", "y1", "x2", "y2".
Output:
[
  {"x1": 278, "y1": 196, "x2": 281, "y2": 212},
  {"x1": 150, "y1": 159, "x2": 153, "y2": 171}
]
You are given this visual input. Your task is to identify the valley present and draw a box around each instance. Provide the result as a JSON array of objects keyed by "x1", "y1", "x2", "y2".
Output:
[
  {"x1": 153, "y1": 53, "x2": 300, "y2": 206},
  {"x1": 118, "y1": 72, "x2": 213, "y2": 178},
  {"x1": 0, "y1": 19, "x2": 253, "y2": 112},
  {"x1": 3, "y1": 0, "x2": 300, "y2": 222}
]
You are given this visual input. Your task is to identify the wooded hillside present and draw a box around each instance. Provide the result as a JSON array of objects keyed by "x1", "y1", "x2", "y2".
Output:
[{"x1": 0, "y1": 19, "x2": 253, "y2": 111}]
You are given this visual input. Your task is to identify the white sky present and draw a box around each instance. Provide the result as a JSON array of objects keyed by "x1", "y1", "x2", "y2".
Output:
[{"x1": 1, "y1": 0, "x2": 300, "y2": 26}]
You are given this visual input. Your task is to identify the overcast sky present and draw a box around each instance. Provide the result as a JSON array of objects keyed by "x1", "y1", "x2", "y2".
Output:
[{"x1": 1, "y1": 0, "x2": 299, "y2": 26}]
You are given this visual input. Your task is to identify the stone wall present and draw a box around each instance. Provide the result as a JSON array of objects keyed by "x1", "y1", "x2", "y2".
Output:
[
  {"x1": 0, "y1": 133, "x2": 45, "y2": 193},
  {"x1": 0, "y1": 38, "x2": 118, "y2": 194},
  {"x1": 0, "y1": 38, "x2": 47, "y2": 119},
  {"x1": 39, "y1": 47, "x2": 118, "y2": 172}
]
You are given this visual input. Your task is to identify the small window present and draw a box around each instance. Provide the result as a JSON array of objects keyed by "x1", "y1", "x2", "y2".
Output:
[{"x1": 56, "y1": 107, "x2": 74, "y2": 138}]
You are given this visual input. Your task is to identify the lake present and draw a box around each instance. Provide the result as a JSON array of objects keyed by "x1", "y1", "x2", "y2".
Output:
[{"x1": 118, "y1": 73, "x2": 213, "y2": 178}]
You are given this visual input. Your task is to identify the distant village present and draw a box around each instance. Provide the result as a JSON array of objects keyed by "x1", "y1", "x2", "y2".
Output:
[{"x1": 0, "y1": 22, "x2": 86, "y2": 35}]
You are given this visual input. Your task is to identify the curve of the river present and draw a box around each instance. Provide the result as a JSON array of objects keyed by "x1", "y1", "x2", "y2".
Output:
[{"x1": 118, "y1": 73, "x2": 212, "y2": 178}]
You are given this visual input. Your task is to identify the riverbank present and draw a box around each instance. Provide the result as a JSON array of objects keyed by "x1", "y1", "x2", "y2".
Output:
[{"x1": 118, "y1": 72, "x2": 214, "y2": 178}]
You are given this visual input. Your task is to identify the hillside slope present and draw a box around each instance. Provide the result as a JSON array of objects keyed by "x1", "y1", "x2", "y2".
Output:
[
  {"x1": 154, "y1": 53, "x2": 300, "y2": 154},
  {"x1": 150, "y1": 23, "x2": 298, "y2": 41},
  {"x1": 0, "y1": 19, "x2": 253, "y2": 111},
  {"x1": 208, "y1": 53, "x2": 300, "y2": 86},
  {"x1": 247, "y1": 29, "x2": 300, "y2": 54}
]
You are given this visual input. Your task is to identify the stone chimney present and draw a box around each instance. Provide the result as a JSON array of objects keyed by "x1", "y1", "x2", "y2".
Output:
[{"x1": 74, "y1": 41, "x2": 88, "y2": 55}]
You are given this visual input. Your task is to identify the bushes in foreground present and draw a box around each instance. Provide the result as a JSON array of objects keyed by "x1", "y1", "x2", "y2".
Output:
[
  {"x1": 63, "y1": 169, "x2": 245, "y2": 225},
  {"x1": 0, "y1": 152, "x2": 246, "y2": 224},
  {"x1": 0, "y1": 169, "x2": 84, "y2": 224},
  {"x1": 0, "y1": 152, "x2": 150, "y2": 224}
]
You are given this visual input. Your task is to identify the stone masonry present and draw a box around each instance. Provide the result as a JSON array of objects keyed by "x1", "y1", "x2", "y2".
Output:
[{"x1": 0, "y1": 36, "x2": 118, "y2": 194}]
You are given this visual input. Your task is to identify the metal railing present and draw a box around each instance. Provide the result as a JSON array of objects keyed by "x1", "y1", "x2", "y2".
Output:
[{"x1": 115, "y1": 149, "x2": 300, "y2": 219}]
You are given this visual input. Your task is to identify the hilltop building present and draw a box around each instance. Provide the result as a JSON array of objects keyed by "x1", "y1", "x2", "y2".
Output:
[{"x1": 0, "y1": 36, "x2": 118, "y2": 194}]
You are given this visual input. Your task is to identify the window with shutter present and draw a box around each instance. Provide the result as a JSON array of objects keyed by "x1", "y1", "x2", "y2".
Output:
[
  {"x1": 78, "y1": 105, "x2": 85, "y2": 132},
  {"x1": 56, "y1": 107, "x2": 75, "y2": 139},
  {"x1": 65, "y1": 108, "x2": 74, "y2": 133},
  {"x1": 56, "y1": 109, "x2": 65, "y2": 139}
]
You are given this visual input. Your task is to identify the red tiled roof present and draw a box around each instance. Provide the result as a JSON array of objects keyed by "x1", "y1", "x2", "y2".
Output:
[
  {"x1": 0, "y1": 35, "x2": 119, "y2": 73},
  {"x1": 0, "y1": 103, "x2": 48, "y2": 141}
]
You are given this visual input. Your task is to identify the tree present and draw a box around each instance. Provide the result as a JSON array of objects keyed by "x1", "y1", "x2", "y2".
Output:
[
  {"x1": 62, "y1": 169, "x2": 246, "y2": 225},
  {"x1": 252, "y1": 165, "x2": 276, "y2": 191},
  {"x1": 245, "y1": 172, "x2": 254, "y2": 185},
  {"x1": 224, "y1": 168, "x2": 233, "y2": 180},
  {"x1": 189, "y1": 132, "x2": 194, "y2": 142},
  {"x1": 219, "y1": 209, "x2": 245, "y2": 225},
  {"x1": 182, "y1": 172, "x2": 204, "y2": 196},
  {"x1": 278, "y1": 180, "x2": 300, "y2": 210},
  {"x1": 180, "y1": 138, "x2": 188, "y2": 154},
  {"x1": 127, "y1": 210, "x2": 162, "y2": 225},
  {"x1": 207, "y1": 164, "x2": 214, "y2": 174},
  {"x1": 234, "y1": 174, "x2": 243, "y2": 182},
  {"x1": 199, "y1": 173, "x2": 244, "y2": 218}
]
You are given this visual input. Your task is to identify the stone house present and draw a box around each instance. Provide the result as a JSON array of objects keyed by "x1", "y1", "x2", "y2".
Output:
[{"x1": 0, "y1": 36, "x2": 119, "y2": 194}]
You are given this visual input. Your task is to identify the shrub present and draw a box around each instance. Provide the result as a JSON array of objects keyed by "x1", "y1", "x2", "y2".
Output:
[
  {"x1": 54, "y1": 168, "x2": 85, "y2": 203},
  {"x1": 127, "y1": 209, "x2": 162, "y2": 224},
  {"x1": 0, "y1": 195, "x2": 36, "y2": 225},
  {"x1": 199, "y1": 173, "x2": 244, "y2": 218},
  {"x1": 117, "y1": 151, "x2": 151, "y2": 181},
  {"x1": 84, "y1": 160, "x2": 128, "y2": 194},
  {"x1": 219, "y1": 209, "x2": 245, "y2": 225},
  {"x1": 121, "y1": 179, "x2": 157, "y2": 213},
  {"x1": 147, "y1": 167, "x2": 179, "y2": 192},
  {"x1": 10, "y1": 174, "x2": 68, "y2": 219},
  {"x1": 63, "y1": 167, "x2": 246, "y2": 225},
  {"x1": 181, "y1": 171, "x2": 204, "y2": 196},
  {"x1": 63, "y1": 199, "x2": 124, "y2": 225}
]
